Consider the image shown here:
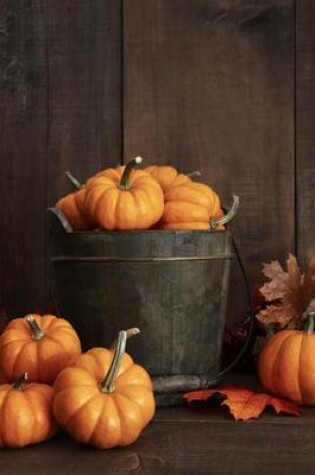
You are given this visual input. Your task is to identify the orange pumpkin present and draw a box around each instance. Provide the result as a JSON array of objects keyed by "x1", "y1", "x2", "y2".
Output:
[
  {"x1": 56, "y1": 171, "x2": 93, "y2": 230},
  {"x1": 0, "y1": 373, "x2": 57, "y2": 447},
  {"x1": 159, "y1": 181, "x2": 223, "y2": 230},
  {"x1": 144, "y1": 165, "x2": 192, "y2": 193},
  {"x1": 53, "y1": 329, "x2": 155, "y2": 449},
  {"x1": 84, "y1": 157, "x2": 164, "y2": 230},
  {"x1": 0, "y1": 314, "x2": 82, "y2": 384},
  {"x1": 258, "y1": 313, "x2": 315, "y2": 405}
]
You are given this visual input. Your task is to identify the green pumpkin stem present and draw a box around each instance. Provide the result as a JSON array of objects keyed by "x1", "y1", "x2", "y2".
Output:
[
  {"x1": 210, "y1": 194, "x2": 240, "y2": 229},
  {"x1": 110, "y1": 327, "x2": 140, "y2": 349},
  {"x1": 186, "y1": 170, "x2": 201, "y2": 179},
  {"x1": 305, "y1": 312, "x2": 315, "y2": 335},
  {"x1": 12, "y1": 372, "x2": 28, "y2": 391},
  {"x1": 119, "y1": 156, "x2": 143, "y2": 190},
  {"x1": 26, "y1": 315, "x2": 46, "y2": 341},
  {"x1": 65, "y1": 171, "x2": 83, "y2": 190},
  {"x1": 100, "y1": 331, "x2": 127, "y2": 393}
]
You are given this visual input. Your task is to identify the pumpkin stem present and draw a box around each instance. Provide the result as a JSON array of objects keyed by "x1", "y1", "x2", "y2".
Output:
[
  {"x1": 186, "y1": 170, "x2": 201, "y2": 179},
  {"x1": 210, "y1": 194, "x2": 240, "y2": 229},
  {"x1": 305, "y1": 312, "x2": 315, "y2": 334},
  {"x1": 100, "y1": 330, "x2": 127, "y2": 393},
  {"x1": 65, "y1": 171, "x2": 83, "y2": 190},
  {"x1": 119, "y1": 156, "x2": 143, "y2": 190},
  {"x1": 12, "y1": 372, "x2": 28, "y2": 391},
  {"x1": 110, "y1": 327, "x2": 140, "y2": 349},
  {"x1": 26, "y1": 315, "x2": 46, "y2": 341}
]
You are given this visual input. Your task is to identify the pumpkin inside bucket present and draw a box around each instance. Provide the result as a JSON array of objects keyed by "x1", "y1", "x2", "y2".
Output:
[{"x1": 47, "y1": 207, "x2": 234, "y2": 405}]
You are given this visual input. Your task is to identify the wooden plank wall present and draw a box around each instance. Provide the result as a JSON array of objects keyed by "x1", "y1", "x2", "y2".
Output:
[
  {"x1": 0, "y1": 0, "x2": 313, "y2": 326},
  {"x1": 296, "y1": 0, "x2": 315, "y2": 266},
  {"x1": 0, "y1": 0, "x2": 48, "y2": 315},
  {"x1": 0, "y1": 0, "x2": 121, "y2": 315}
]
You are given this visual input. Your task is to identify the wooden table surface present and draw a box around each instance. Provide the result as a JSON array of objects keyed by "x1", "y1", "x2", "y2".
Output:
[{"x1": 1, "y1": 373, "x2": 315, "y2": 475}]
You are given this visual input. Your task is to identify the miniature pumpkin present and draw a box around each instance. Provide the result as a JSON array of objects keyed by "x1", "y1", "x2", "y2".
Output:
[
  {"x1": 258, "y1": 313, "x2": 315, "y2": 405},
  {"x1": 53, "y1": 329, "x2": 155, "y2": 449},
  {"x1": 84, "y1": 156, "x2": 164, "y2": 230},
  {"x1": 144, "y1": 165, "x2": 192, "y2": 193},
  {"x1": 55, "y1": 171, "x2": 93, "y2": 230},
  {"x1": 159, "y1": 181, "x2": 222, "y2": 229},
  {"x1": 0, "y1": 373, "x2": 57, "y2": 447},
  {"x1": 0, "y1": 314, "x2": 82, "y2": 384}
]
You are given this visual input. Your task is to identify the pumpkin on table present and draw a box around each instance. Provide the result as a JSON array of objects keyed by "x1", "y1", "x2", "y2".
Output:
[
  {"x1": 258, "y1": 312, "x2": 315, "y2": 405},
  {"x1": 0, "y1": 372, "x2": 57, "y2": 447},
  {"x1": 0, "y1": 314, "x2": 82, "y2": 384},
  {"x1": 53, "y1": 328, "x2": 155, "y2": 449},
  {"x1": 84, "y1": 156, "x2": 164, "y2": 230}
]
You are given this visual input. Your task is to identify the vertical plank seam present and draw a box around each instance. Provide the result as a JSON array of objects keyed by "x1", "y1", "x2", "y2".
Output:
[
  {"x1": 121, "y1": 0, "x2": 125, "y2": 165},
  {"x1": 44, "y1": 0, "x2": 51, "y2": 311},
  {"x1": 294, "y1": 0, "x2": 298, "y2": 259}
]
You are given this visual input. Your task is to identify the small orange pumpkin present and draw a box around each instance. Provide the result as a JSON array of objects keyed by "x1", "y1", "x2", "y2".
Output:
[
  {"x1": 160, "y1": 181, "x2": 223, "y2": 230},
  {"x1": 53, "y1": 329, "x2": 155, "y2": 449},
  {"x1": 0, "y1": 314, "x2": 82, "y2": 384},
  {"x1": 144, "y1": 165, "x2": 192, "y2": 193},
  {"x1": 84, "y1": 157, "x2": 164, "y2": 230},
  {"x1": 55, "y1": 171, "x2": 93, "y2": 230},
  {"x1": 258, "y1": 313, "x2": 315, "y2": 405},
  {"x1": 0, "y1": 373, "x2": 57, "y2": 447}
]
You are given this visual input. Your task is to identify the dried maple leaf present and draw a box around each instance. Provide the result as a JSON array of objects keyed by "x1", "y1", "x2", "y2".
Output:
[
  {"x1": 183, "y1": 385, "x2": 301, "y2": 420},
  {"x1": 256, "y1": 254, "x2": 315, "y2": 329}
]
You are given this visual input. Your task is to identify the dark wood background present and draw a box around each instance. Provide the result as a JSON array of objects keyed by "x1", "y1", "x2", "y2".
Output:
[{"x1": 0, "y1": 0, "x2": 314, "y2": 323}]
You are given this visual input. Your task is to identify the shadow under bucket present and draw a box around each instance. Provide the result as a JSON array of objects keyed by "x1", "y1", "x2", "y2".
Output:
[{"x1": 47, "y1": 208, "x2": 234, "y2": 405}]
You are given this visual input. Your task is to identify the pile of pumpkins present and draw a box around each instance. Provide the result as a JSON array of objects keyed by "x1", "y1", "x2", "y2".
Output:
[
  {"x1": 55, "y1": 156, "x2": 239, "y2": 231},
  {"x1": 0, "y1": 314, "x2": 154, "y2": 449}
]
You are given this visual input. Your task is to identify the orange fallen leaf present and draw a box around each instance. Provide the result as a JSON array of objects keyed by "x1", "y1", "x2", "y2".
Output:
[{"x1": 183, "y1": 385, "x2": 302, "y2": 420}]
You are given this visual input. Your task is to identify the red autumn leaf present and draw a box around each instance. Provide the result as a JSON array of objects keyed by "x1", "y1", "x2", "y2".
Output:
[{"x1": 183, "y1": 385, "x2": 301, "y2": 420}]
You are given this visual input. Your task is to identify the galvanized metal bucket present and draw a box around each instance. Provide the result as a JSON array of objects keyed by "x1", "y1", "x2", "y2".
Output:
[{"x1": 47, "y1": 207, "x2": 235, "y2": 405}]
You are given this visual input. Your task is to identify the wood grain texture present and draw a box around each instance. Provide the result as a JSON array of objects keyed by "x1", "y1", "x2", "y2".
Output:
[
  {"x1": 0, "y1": 373, "x2": 312, "y2": 474},
  {"x1": 0, "y1": 405, "x2": 315, "y2": 474},
  {"x1": 296, "y1": 0, "x2": 315, "y2": 266},
  {"x1": 45, "y1": 0, "x2": 122, "y2": 308},
  {"x1": 0, "y1": 0, "x2": 48, "y2": 315},
  {"x1": 0, "y1": 1, "x2": 122, "y2": 315},
  {"x1": 45, "y1": 0, "x2": 122, "y2": 205},
  {"x1": 123, "y1": 0, "x2": 295, "y2": 321}
]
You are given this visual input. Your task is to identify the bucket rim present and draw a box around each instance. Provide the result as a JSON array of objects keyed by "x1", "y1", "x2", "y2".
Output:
[{"x1": 47, "y1": 207, "x2": 233, "y2": 236}]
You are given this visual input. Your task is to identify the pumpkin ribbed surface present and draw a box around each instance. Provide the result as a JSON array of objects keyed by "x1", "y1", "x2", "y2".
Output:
[
  {"x1": 0, "y1": 376, "x2": 57, "y2": 447},
  {"x1": 0, "y1": 314, "x2": 82, "y2": 384},
  {"x1": 144, "y1": 165, "x2": 191, "y2": 192},
  {"x1": 160, "y1": 181, "x2": 222, "y2": 230},
  {"x1": 56, "y1": 188, "x2": 91, "y2": 230},
  {"x1": 258, "y1": 329, "x2": 315, "y2": 405},
  {"x1": 85, "y1": 165, "x2": 164, "y2": 230},
  {"x1": 53, "y1": 346, "x2": 155, "y2": 449}
]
